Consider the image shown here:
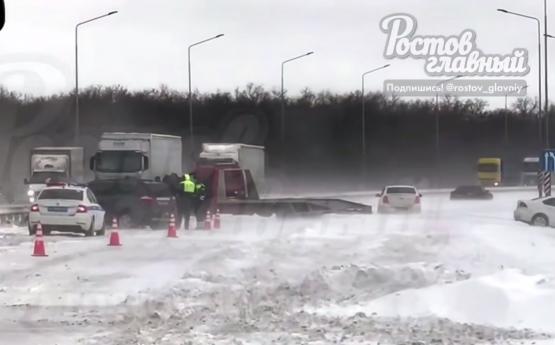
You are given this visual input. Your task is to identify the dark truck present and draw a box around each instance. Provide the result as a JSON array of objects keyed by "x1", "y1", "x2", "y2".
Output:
[
  {"x1": 88, "y1": 178, "x2": 176, "y2": 228},
  {"x1": 195, "y1": 161, "x2": 372, "y2": 217}
]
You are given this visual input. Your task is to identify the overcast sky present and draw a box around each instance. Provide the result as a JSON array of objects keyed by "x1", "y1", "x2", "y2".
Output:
[{"x1": 0, "y1": 0, "x2": 551, "y2": 108}]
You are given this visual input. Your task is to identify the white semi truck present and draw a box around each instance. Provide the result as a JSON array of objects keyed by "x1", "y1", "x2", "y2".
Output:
[
  {"x1": 198, "y1": 143, "x2": 265, "y2": 189},
  {"x1": 24, "y1": 147, "x2": 85, "y2": 202},
  {"x1": 89, "y1": 132, "x2": 183, "y2": 181}
]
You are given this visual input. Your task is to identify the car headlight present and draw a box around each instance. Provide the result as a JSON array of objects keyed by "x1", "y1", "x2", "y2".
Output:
[
  {"x1": 29, "y1": 197, "x2": 35, "y2": 203},
  {"x1": 494, "y1": 182, "x2": 499, "y2": 187},
  {"x1": 27, "y1": 190, "x2": 34, "y2": 197}
]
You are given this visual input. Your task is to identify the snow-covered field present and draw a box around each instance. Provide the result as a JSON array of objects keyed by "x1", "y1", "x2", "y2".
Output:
[{"x1": 1, "y1": 190, "x2": 555, "y2": 344}]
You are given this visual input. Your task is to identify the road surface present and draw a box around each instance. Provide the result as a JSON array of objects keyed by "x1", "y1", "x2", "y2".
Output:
[{"x1": 0, "y1": 190, "x2": 554, "y2": 344}]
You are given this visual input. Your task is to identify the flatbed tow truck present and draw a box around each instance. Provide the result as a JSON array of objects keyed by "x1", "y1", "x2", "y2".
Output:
[{"x1": 195, "y1": 161, "x2": 372, "y2": 217}]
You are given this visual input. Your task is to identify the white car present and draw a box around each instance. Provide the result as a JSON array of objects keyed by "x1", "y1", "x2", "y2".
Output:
[
  {"x1": 28, "y1": 185, "x2": 106, "y2": 236},
  {"x1": 376, "y1": 185, "x2": 422, "y2": 213},
  {"x1": 514, "y1": 197, "x2": 555, "y2": 227}
]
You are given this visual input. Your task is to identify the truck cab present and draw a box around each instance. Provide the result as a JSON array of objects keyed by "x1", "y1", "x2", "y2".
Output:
[
  {"x1": 194, "y1": 160, "x2": 259, "y2": 211},
  {"x1": 521, "y1": 157, "x2": 540, "y2": 186},
  {"x1": 199, "y1": 143, "x2": 265, "y2": 192},
  {"x1": 477, "y1": 157, "x2": 503, "y2": 187},
  {"x1": 24, "y1": 147, "x2": 84, "y2": 203}
]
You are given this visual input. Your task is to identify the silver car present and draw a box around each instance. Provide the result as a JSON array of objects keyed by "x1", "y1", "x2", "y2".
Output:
[{"x1": 376, "y1": 185, "x2": 422, "y2": 214}]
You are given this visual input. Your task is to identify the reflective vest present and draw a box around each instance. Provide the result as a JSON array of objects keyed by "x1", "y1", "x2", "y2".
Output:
[{"x1": 180, "y1": 174, "x2": 196, "y2": 194}]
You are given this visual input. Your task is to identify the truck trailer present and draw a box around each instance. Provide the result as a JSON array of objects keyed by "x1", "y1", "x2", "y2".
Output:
[{"x1": 90, "y1": 132, "x2": 182, "y2": 181}]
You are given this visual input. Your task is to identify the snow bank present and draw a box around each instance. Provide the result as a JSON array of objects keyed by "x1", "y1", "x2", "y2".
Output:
[
  {"x1": 0, "y1": 225, "x2": 25, "y2": 235},
  {"x1": 314, "y1": 269, "x2": 555, "y2": 332},
  {"x1": 2, "y1": 191, "x2": 554, "y2": 344}
]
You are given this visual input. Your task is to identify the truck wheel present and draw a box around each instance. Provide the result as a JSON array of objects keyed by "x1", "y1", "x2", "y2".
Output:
[
  {"x1": 98, "y1": 220, "x2": 106, "y2": 236},
  {"x1": 85, "y1": 218, "x2": 96, "y2": 237},
  {"x1": 532, "y1": 214, "x2": 549, "y2": 227}
]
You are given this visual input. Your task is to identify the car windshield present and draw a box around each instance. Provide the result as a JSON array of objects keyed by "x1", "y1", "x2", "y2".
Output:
[
  {"x1": 38, "y1": 189, "x2": 83, "y2": 201},
  {"x1": 29, "y1": 171, "x2": 67, "y2": 184},
  {"x1": 386, "y1": 187, "x2": 416, "y2": 194},
  {"x1": 95, "y1": 151, "x2": 142, "y2": 173}
]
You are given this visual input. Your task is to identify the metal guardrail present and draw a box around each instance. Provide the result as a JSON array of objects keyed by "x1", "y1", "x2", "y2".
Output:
[{"x1": 0, "y1": 204, "x2": 29, "y2": 226}]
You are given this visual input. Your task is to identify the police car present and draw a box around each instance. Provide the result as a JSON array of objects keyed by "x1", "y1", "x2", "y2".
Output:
[{"x1": 28, "y1": 184, "x2": 106, "y2": 236}]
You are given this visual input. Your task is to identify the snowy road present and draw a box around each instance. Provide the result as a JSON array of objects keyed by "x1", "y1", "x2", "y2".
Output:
[{"x1": 1, "y1": 190, "x2": 555, "y2": 344}]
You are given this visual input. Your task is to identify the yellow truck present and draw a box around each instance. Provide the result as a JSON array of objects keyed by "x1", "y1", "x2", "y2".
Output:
[{"x1": 477, "y1": 157, "x2": 503, "y2": 187}]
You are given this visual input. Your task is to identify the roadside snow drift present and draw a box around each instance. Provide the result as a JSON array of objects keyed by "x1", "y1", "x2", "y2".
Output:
[{"x1": 313, "y1": 268, "x2": 555, "y2": 333}]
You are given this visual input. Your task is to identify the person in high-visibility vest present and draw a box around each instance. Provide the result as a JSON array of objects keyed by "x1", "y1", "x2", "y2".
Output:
[{"x1": 179, "y1": 173, "x2": 196, "y2": 230}]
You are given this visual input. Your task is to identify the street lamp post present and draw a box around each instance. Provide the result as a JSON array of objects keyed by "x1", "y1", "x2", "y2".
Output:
[
  {"x1": 74, "y1": 11, "x2": 118, "y2": 145},
  {"x1": 188, "y1": 34, "x2": 224, "y2": 153},
  {"x1": 497, "y1": 9, "x2": 543, "y2": 147},
  {"x1": 545, "y1": 0, "x2": 549, "y2": 147},
  {"x1": 544, "y1": 32, "x2": 555, "y2": 147},
  {"x1": 361, "y1": 64, "x2": 390, "y2": 178},
  {"x1": 435, "y1": 75, "x2": 462, "y2": 186},
  {"x1": 280, "y1": 52, "x2": 314, "y2": 147}
]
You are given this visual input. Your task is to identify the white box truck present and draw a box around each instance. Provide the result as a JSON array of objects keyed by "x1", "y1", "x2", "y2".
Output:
[
  {"x1": 199, "y1": 143, "x2": 265, "y2": 189},
  {"x1": 24, "y1": 147, "x2": 85, "y2": 202},
  {"x1": 90, "y1": 133, "x2": 182, "y2": 181}
]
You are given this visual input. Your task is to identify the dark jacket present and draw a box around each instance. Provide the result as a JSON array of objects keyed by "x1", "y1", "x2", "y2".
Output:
[{"x1": 163, "y1": 173, "x2": 182, "y2": 197}]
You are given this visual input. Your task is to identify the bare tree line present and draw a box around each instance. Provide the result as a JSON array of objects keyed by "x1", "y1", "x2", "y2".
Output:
[{"x1": 0, "y1": 83, "x2": 548, "y2": 198}]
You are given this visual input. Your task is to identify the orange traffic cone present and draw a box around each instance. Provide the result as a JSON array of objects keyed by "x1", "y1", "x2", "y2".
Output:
[
  {"x1": 32, "y1": 223, "x2": 47, "y2": 257},
  {"x1": 204, "y1": 210, "x2": 212, "y2": 230},
  {"x1": 108, "y1": 217, "x2": 122, "y2": 246},
  {"x1": 213, "y1": 209, "x2": 221, "y2": 229},
  {"x1": 35, "y1": 222, "x2": 43, "y2": 237},
  {"x1": 167, "y1": 213, "x2": 177, "y2": 238}
]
